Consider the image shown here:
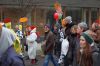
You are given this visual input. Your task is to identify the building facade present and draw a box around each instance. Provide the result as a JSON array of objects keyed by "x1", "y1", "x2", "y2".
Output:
[{"x1": 0, "y1": 0, "x2": 100, "y2": 35}]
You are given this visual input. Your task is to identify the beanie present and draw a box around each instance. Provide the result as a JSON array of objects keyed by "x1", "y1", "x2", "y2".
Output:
[
  {"x1": 45, "y1": 24, "x2": 50, "y2": 29},
  {"x1": 78, "y1": 22, "x2": 88, "y2": 31},
  {"x1": 64, "y1": 16, "x2": 72, "y2": 24},
  {"x1": 81, "y1": 32, "x2": 94, "y2": 45}
]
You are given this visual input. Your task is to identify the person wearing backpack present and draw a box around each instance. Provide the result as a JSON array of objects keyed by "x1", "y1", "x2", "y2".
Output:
[{"x1": 60, "y1": 16, "x2": 74, "y2": 66}]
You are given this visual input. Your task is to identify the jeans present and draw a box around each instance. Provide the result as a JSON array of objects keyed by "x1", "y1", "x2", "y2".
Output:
[{"x1": 43, "y1": 53, "x2": 59, "y2": 66}]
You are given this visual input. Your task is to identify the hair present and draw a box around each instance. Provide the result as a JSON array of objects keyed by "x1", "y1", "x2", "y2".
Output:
[
  {"x1": 84, "y1": 42, "x2": 92, "y2": 55},
  {"x1": 70, "y1": 25, "x2": 78, "y2": 33},
  {"x1": 78, "y1": 22, "x2": 88, "y2": 31},
  {"x1": 77, "y1": 41, "x2": 92, "y2": 66}
]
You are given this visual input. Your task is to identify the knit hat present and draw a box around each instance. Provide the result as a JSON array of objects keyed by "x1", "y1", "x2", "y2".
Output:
[
  {"x1": 3, "y1": 18, "x2": 11, "y2": 29},
  {"x1": 78, "y1": 22, "x2": 88, "y2": 31},
  {"x1": 81, "y1": 32, "x2": 94, "y2": 45},
  {"x1": 64, "y1": 16, "x2": 72, "y2": 24},
  {"x1": 45, "y1": 24, "x2": 50, "y2": 29},
  {"x1": 3, "y1": 18, "x2": 11, "y2": 23}
]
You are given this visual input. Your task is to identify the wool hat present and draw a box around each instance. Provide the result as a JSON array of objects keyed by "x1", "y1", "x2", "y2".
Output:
[
  {"x1": 64, "y1": 16, "x2": 72, "y2": 24},
  {"x1": 81, "y1": 32, "x2": 94, "y2": 45},
  {"x1": 45, "y1": 24, "x2": 50, "y2": 29},
  {"x1": 3, "y1": 18, "x2": 11, "y2": 23},
  {"x1": 78, "y1": 22, "x2": 88, "y2": 31}
]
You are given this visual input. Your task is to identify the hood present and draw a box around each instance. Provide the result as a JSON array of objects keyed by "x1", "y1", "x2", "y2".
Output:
[{"x1": 30, "y1": 28, "x2": 36, "y2": 33}]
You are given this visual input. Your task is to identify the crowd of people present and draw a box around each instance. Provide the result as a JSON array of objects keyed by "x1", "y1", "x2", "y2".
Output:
[
  {"x1": 0, "y1": 15, "x2": 100, "y2": 66},
  {"x1": 42, "y1": 16, "x2": 100, "y2": 66}
]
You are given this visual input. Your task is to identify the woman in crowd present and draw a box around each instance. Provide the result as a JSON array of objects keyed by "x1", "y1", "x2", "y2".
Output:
[{"x1": 77, "y1": 31, "x2": 93, "y2": 66}]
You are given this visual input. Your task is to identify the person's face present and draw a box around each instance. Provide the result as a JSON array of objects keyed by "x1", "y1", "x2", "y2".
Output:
[
  {"x1": 15, "y1": 26, "x2": 19, "y2": 30},
  {"x1": 54, "y1": 26, "x2": 57, "y2": 30},
  {"x1": 96, "y1": 30, "x2": 100, "y2": 41},
  {"x1": 26, "y1": 27, "x2": 30, "y2": 35},
  {"x1": 77, "y1": 25, "x2": 83, "y2": 34},
  {"x1": 44, "y1": 26, "x2": 50, "y2": 32},
  {"x1": 92, "y1": 23, "x2": 95, "y2": 30},
  {"x1": 89, "y1": 31, "x2": 97, "y2": 41},
  {"x1": 28, "y1": 27, "x2": 31, "y2": 31},
  {"x1": 80, "y1": 36, "x2": 87, "y2": 48}
]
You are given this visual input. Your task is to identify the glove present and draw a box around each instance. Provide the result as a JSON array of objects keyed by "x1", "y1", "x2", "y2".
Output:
[
  {"x1": 60, "y1": 38, "x2": 63, "y2": 42},
  {"x1": 58, "y1": 54, "x2": 65, "y2": 64}
]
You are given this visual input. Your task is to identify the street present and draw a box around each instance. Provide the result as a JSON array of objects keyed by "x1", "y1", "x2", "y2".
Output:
[
  {"x1": 24, "y1": 43, "x2": 54, "y2": 66},
  {"x1": 24, "y1": 55, "x2": 54, "y2": 66}
]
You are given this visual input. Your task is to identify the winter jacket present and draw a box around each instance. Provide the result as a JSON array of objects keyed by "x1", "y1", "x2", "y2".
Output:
[
  {"x1": 68, "y1": 33, "x2": 78, "y2": 66},
  {"x1": 44, "y1": 31, "x2": 55, "y2": 54},
  {"x1": 92, "y1": 42, "x2": 100, "y2": 66}
]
